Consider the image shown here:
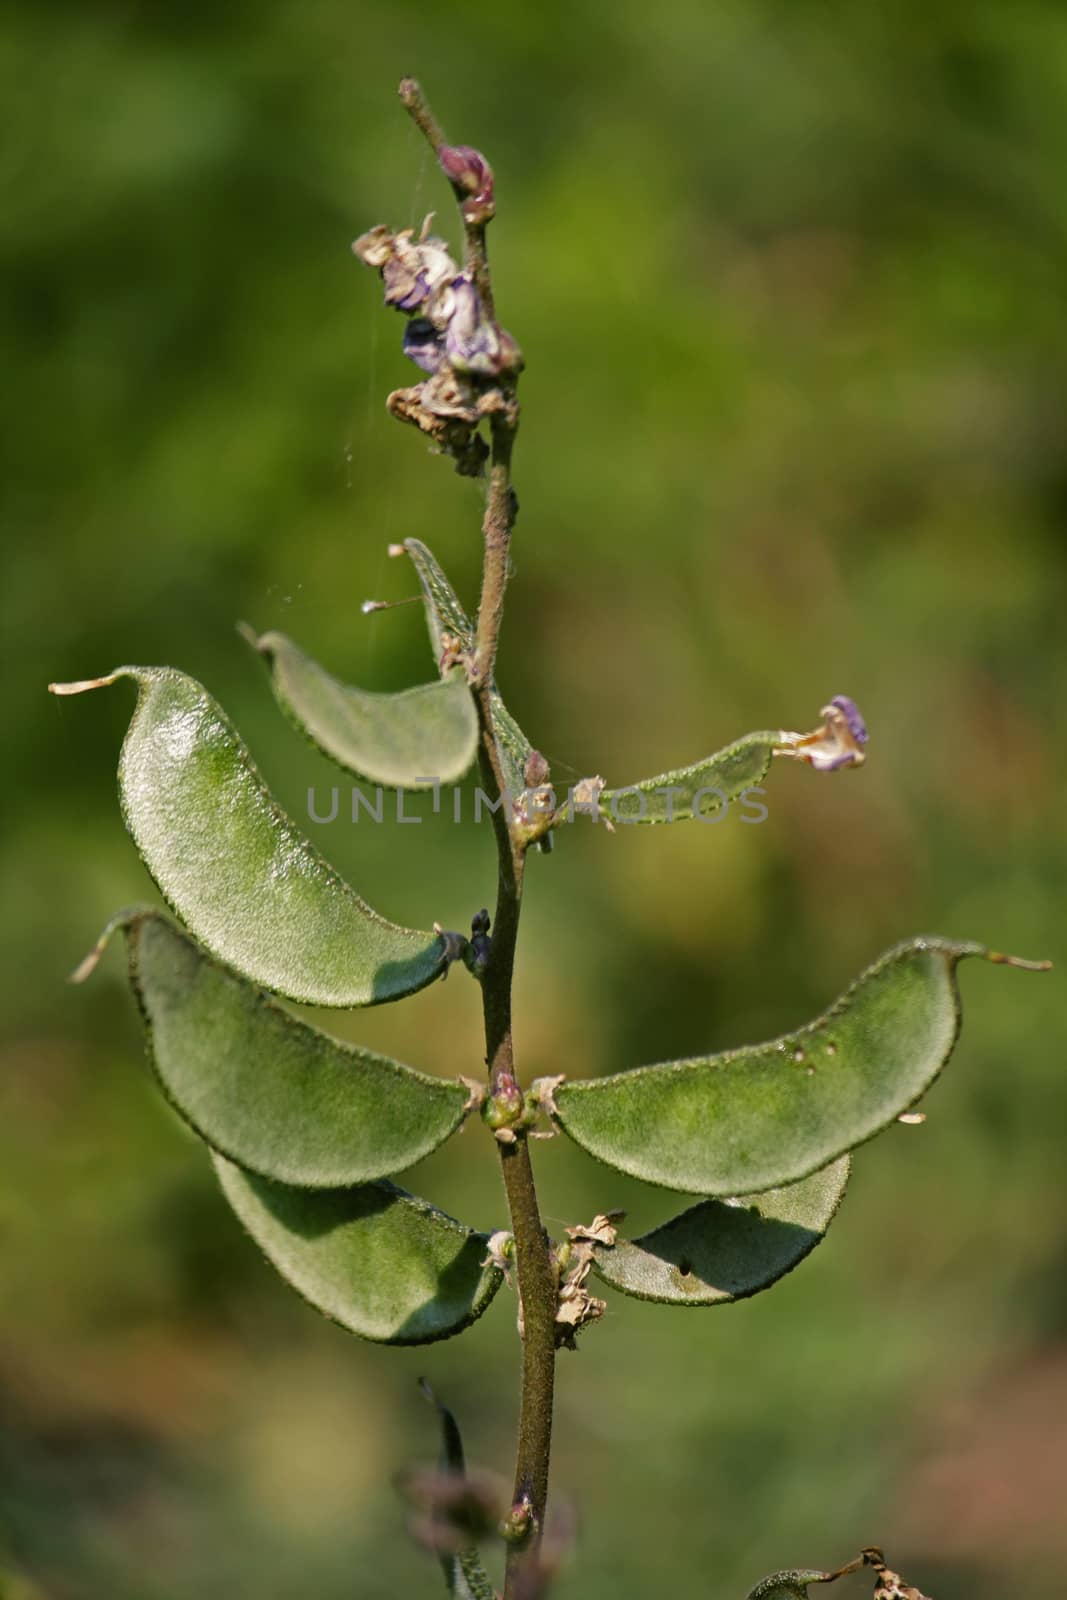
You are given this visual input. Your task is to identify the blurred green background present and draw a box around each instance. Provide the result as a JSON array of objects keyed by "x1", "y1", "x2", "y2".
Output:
[{"x1": 3, "y1": 2, "x2": 1066, "y2": 1596}]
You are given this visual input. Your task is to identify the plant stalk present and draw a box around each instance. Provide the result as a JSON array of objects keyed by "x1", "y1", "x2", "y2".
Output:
[
  {"x1": 474, "y1": 451, "x2": 558, "y2": 1600},
  {"x1": 401, "y1": 76, "x2": 557, "y2": 1597},
  {"x1": 474, "y1": 416, "x2": 516, "y2": 688}
]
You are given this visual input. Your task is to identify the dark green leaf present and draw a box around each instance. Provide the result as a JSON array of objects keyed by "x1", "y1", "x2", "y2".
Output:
[
  {"x1": 246, "y1": 627, "x2": 478, "y2": 788},
  {"x1": 50, "y1": 667, "x2": 455, "y2": 1006},
  {"x1": 214, "y1": 1156, "x2": 502, "y2": 1343},
  {"x1": 552, "y1": 939, "x2": 1048, "y2": 1195},
  {"x1": 599, "y1": 732, "x2": 776, "y2": 825},
  {"x1": 115, "y1": 910, "x2": 469, "y2": 1185},
  {"x1": 590, "y1": 1157, "x2": 849, "y2": 1304}
]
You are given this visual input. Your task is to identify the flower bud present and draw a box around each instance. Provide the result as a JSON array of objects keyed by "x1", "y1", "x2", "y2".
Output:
[
  {"x1": 500, "y1": 1495, "x2": 534, "y2": 1545},
  {"x1": 439, "y1": 145, "x2": 495, "y2": 220},
  {"x1": 482, "y1": 1071, "x2": 524, "y2": 1133}
]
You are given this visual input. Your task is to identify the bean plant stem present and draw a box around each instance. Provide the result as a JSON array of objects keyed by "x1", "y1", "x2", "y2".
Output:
[
  {"x1": 474, "y1": 418, "x2": 515, "y2": 688},
  {"x1": 399, "y1": 76, "x2": 559, "y2": 1598},
  {"x1": 474, "y1": 407, "x2": 557, "y2": 1600}
]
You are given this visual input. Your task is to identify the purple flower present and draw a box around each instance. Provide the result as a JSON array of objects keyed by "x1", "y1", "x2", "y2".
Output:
[
  {"x1": 774, "y1": 696, "x2": 869, "y2": 772},
  {"x1": 829, "y1": 694, "x2": 868, "y2": 747}
]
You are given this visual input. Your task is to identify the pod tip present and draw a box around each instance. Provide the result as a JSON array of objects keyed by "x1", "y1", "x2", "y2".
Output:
[
  {"x1": 985, "y1": 949, "x2": 1053, "y2": 972},
  {"x1": 48, "y1": 673, "x2": 118, "y2": 697}
]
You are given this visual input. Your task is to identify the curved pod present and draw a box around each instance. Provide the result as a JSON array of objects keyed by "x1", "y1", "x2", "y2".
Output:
[
  {"x1": 123, "y1": 911, "x2": 469, "y2": 1185},
  {"x1": 249, "y1": 628, "x2": 479, "y2": 789},
  {"x1": 554, "y1": 940, "x2": 1045, "y2": 1196},
  {"x1": 215, "y1": 1156, "x2": 503, "y2": 1344},
  {"x1": 600, "y1": 732, "x2": 777, "y2": 825},
  {"x1": 51, "y1": 666, "x2": 452, "y2": 1006},
  {"x1": 591, "y1": 1157, "x2": 850, "y2": 1305}
]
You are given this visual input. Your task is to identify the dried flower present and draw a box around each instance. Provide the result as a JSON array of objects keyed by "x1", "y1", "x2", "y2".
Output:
[
  {"x1": 354, "y1": 214, "x2": 521, "y2": 473},
  {"x1": 386, "y1": 375, "x2": 489, "y2": 477},
  {"x1": 353, "y1": 223, "x2": 459, "y2": 321},
  {"x1": 445, "y1": 278, "x2": 502, "y2": 374},
  {"x1": 565, "y1": 1212, "x2": 624, "y2": 1248}
]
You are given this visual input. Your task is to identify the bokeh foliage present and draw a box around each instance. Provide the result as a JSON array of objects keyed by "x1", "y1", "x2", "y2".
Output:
[{"x1": 2, "y1": 1, "x2": 1066, "y2": 1596}]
